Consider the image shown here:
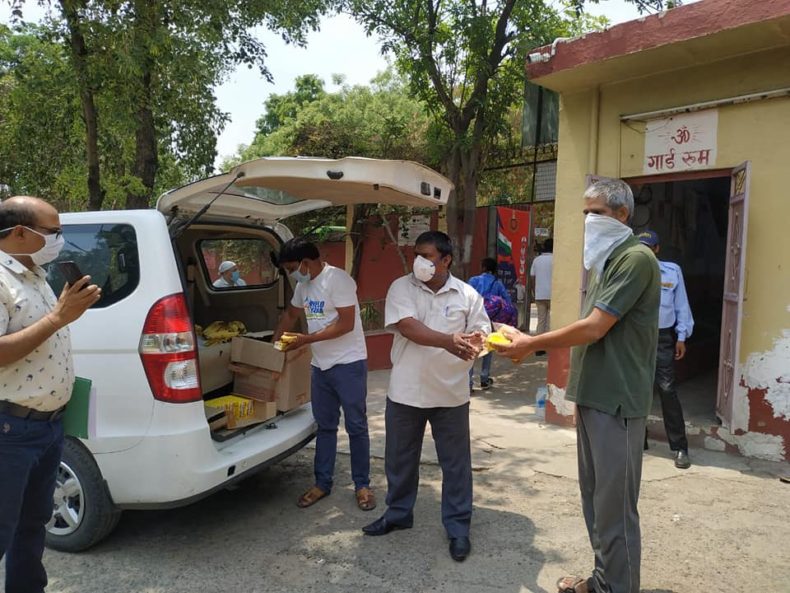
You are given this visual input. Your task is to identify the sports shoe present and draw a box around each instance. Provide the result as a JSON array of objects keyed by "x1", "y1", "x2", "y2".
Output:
[
  {"x1": 480, "y1": 378, "x2": 494, "y2": 390},
  {"x1": 674, "y1": 450, "x2": 691, "y2": 469}
]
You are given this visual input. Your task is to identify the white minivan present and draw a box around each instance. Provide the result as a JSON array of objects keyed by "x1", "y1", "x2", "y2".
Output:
[{"x1": 44, "y1": 157, "x2": 452, "y2": 552}]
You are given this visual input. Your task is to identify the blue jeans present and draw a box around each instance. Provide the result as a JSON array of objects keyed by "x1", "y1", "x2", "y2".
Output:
[
  {"x1": 0, "y1": 414, "x2": 64, "y2": 593},
  {"x1": 311, "y1": 360, "x2": 370, "y2": 493},
  {"x1": 469, "y1": 353, "x2": 493, "y2": 388}
]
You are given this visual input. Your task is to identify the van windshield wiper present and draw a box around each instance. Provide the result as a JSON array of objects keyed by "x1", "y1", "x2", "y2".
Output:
[{"x1": 168, "y1": 171, "x2": 246, "y2": 238}]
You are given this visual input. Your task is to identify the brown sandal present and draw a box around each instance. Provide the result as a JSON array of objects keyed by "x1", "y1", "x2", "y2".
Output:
[
  {"x1": 556, "y1": 575, "x2": 590, "y2": 593},
  {"x1": 296, "y1": 485, "x2": 328, "y2": 508},
  {"x1": 355, "y1": 487, "x2": 377, "y2": 511}
]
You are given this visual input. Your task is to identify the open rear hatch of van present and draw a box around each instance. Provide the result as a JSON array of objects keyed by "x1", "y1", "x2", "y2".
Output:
[
  {"x1": 157, "y1": 156, "x2": 451, "y2": 227},
  {"x1": 156, "y1": 157, "x2": 453, "y2": 439}
]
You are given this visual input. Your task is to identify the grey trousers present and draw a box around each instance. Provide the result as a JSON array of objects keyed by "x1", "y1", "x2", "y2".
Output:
[
  {"x1": 383, "y1": 398, "x2": 473, "y2": 538},
  {"x1": 577, "y1": 405, "x2": 646, "y2": 593}
]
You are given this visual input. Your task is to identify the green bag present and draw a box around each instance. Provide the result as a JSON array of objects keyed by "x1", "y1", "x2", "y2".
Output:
[{"x1": 63, "y1": 377, "x2": 92, "y2": 438}]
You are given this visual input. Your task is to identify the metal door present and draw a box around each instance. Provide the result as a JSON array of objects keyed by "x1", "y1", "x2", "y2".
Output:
[{"x1": 716, "y1": 162, "x2": 751, "y2": 427}]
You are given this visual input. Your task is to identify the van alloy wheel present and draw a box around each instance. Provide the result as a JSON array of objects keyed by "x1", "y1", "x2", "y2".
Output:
[
  {"x1": 45, "y1": 438, "x2": 121, "y2": 552},
  {"x1": 48, "y1": 460, "x2": 86, "y2": 536}
]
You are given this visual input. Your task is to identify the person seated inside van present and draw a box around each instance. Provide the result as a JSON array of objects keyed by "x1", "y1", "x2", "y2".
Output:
[{"x1": 213, "y1": 260, "x2": 246, "y2": 288}]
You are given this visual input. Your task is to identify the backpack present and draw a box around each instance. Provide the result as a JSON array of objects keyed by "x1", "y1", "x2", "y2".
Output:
[{"x1": 479, "y1": 275, "x2": 518, "y2": 326}]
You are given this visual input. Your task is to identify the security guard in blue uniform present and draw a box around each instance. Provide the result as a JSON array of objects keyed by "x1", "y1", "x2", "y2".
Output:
[{"x1": 638, "y1": 230, "x2": 694, "y2": 469}]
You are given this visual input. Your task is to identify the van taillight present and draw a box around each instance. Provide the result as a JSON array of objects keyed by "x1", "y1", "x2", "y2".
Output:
[{"x1": 139, "y1": 294, "x2": 201, "y2": 403}]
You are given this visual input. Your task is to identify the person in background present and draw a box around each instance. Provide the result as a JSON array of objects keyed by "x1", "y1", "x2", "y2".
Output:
[
  {"x1": 637, "y1": 230, "x2": 694, "y2": 469},
  {"x1": 273, "y1": 238, "x2": 375, "y2": 512},
  {"x1": 213, "y1": 260, "x2": 247, "y2": 288},
  {"x1": 530, "y1": 238, "x2": 553, "y2": 356},
  {"x1": 0, "y1": 196, "x2": 101, "y2": 593},
  {"x1": 362, "y1": 231, "x2": 490, "y2": 563},
  {"x1": 492, "y1": 180, "x2": 659, "y2": 593},
  {"x1": 467, "y1": 257, "x2": 511, "y2": 390}
]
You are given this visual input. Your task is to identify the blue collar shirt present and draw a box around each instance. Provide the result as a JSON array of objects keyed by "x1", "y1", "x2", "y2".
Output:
[{"x1": 658, "y1": 260, "x2": 694, "y2": 342}]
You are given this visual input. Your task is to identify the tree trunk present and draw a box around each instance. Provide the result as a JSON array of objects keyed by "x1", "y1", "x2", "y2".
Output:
[
  {"x1": 60, "y1": 0, "x2": 103, "y2": 210},
  {"x1": 349, "y1": 204, "x2": 370, "y2": 280},
  {"x1": 126, "y1": 70, "x2": 157, "y2": 209},
  {"x1": 444, "y1": 142, "x2": 482, "y2": 280},
  {"x1": 126, "y1": 0, "x2": 159, "y2": 209}
]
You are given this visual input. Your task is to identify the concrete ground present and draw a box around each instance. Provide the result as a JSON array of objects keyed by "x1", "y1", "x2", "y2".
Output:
[{"x1": 15, "y1": 354, "x2": 790, "y2": 593}]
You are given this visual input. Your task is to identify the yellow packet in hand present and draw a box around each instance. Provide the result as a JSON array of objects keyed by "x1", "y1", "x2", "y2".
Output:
[{"x1": 485, "y1": 331, "x2": 511, "y2": 352}]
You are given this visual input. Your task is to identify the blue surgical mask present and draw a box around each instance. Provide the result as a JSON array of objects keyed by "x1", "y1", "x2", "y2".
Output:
[
  {"x1": 231, "y1": 270, "x2": 241, "y2": 284},
  {"x1": 289, "y1": 262, "x2": 311, "y2": 284}
]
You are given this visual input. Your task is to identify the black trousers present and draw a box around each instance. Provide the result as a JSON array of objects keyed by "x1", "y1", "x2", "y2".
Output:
[
  {"x1": 654, "y1": 329, "x2": 688, "y2": 452},
  {"x1": 382, "y1": 398, "x2": 472, "y2": 538}
]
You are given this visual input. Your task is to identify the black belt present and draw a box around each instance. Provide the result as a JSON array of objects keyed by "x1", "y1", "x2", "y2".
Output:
[
  {"x1": 659, "y1": 327, "x2": 676, "y2": 334},
  {"x1": 0, "y1": 400, "x2": 65, "y2": 421}
]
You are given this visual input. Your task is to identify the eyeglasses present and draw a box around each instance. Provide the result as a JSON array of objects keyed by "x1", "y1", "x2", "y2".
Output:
[{"x1": 32, "y1": 225, "x2": 63, "y2": 239}]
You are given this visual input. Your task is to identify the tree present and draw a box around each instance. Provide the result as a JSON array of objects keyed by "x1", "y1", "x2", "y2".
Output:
[
  {"x1": 7, "y1": 0, "x2": 332, "y2": 209},
  {"x1": 0, "y1": 21, "x2": 194, "y2": 210},
  {"x1": 228, "y1": 70, "x2": 437, "y2": 276},
  {"x1": 344, "y1": 0, "x2": 669, "y2": 275},
  {"x1": 0, "y1": 24, "x2": 86, "y2": 210}
]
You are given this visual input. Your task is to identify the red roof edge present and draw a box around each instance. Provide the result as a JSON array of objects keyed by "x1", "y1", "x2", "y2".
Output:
[{"x1": 526, "y1": 0, "x2": 790, "y2": 80}]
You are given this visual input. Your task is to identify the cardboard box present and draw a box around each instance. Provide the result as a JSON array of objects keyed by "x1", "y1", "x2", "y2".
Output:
[
  {"x1": 230, "y1": 336, "x2": 312, "y2": 412},
  {"x1": 231, "y1": 361, "x2": 311, "y2": 412},
  {"x1": 204, "y1": 395, "x2": 278, "y2": 430},
  {"x1": 231, "y1": 336, "x2": 289, "y2": 371}
]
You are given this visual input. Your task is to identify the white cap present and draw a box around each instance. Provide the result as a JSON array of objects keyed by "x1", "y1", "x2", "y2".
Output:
[{"x1": 218, "y1": 260, "x2": 236, "y2": 274}]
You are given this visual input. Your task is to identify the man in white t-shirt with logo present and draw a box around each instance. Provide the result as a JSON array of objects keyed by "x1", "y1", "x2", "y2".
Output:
[{"x1": 273, "y1": 238, "x2": 375, "y2": 512}]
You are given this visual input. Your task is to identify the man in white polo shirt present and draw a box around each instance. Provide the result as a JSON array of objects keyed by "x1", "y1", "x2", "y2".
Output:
[
  {"x1": 274, "y1": 238, "x2": 375, "y2": 512},
  {"x1": 0, "y1": 196, "x2": 100, "y2": 592},
  {"x1": 362, "y1": 231, "x2": 490, "y2": 563}
]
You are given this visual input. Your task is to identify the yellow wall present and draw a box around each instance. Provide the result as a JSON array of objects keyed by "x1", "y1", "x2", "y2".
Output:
[{"x1": 552, "y1": 46, "x2": 790, "y2": 363}]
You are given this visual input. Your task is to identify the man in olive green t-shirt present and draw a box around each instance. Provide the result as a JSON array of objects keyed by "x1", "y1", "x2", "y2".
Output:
[{"x1": 492, "y1": 179, "x2": 659, "y2": 593}]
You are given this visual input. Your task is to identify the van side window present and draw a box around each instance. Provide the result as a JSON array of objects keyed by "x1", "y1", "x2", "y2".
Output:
[
  {"x1": 47, "y1": 224, "x2": 140, "y2": 308},
  {"x1": 199, "y1": 238, "x2": 279, "y2": 290}
]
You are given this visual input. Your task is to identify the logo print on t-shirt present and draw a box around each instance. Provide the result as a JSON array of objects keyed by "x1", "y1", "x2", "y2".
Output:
[{"x1": 304, "y1": 299, "x2": 326, "y2": 320}]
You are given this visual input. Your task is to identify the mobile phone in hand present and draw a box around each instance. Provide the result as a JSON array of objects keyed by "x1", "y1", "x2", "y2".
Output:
[{"x1": 57, "y1": 261, "x2": 85, "y2": 289}]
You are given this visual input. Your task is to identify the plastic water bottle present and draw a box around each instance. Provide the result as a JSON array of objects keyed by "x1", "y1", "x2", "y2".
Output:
[{"x1": 536, "y1": 387, "x2": 547, "y2": 419}]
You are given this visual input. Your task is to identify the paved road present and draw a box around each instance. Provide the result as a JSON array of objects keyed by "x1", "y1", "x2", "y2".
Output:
[{"x1": 8, "y1": 357, "x2": 790, "y2": 592}]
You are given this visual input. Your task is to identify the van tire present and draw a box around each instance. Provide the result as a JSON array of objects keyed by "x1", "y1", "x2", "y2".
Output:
[{"x1": 45, "y1": 438, "x2": 122, "y2": 553}]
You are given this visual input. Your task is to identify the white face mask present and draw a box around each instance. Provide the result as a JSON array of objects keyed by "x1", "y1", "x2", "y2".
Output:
[
  {"x1": 2, "y1": 226, "x2": 65, "y2": 266},
  {"x1": 583, "y1": 214, "x2": 632, "y2": 274},
  {"x1": 412, "y1": 255, "x2": 436, "y2": 282}
]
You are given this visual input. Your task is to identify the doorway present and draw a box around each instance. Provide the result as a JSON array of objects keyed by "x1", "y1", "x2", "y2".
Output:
[{"x1": 628, "y1": 174, "x2": 731, "y2": 428}]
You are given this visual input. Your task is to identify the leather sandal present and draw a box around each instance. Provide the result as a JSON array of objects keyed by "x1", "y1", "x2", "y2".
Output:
[
  {"x1": 355, "y1": 486, "x2": 377, "y2": 511},
  {"x1": 296, "y1": 485, "x2": 328, "y2": 508},
  {"x1": 556, "y1": 575, "x2": 590, "y2": 593}
]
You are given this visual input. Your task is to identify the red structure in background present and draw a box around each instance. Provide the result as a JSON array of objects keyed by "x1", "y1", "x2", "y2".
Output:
[
  {"x1": 317, "y1": 208, "x2": 529, "y2": 371},
  {"x1": 318, "y1": 214, "x2": 438, "y2": 370}
]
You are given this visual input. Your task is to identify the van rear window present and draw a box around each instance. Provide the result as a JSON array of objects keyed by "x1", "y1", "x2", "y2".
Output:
[
  {"x1": 200, "y1": 238, "x2": 280, "y2": 290},
  {"x1": 47, "y1": 224, "x2": 139, "y2": 308}
]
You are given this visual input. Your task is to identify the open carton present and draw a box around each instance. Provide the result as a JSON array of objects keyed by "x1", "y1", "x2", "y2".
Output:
[
  {"x1": 204, "y1": 395, "x2": 278, "y2": 430},
  {"x1": 230, "y1": 336, "x2": 311, "y2": 412}
]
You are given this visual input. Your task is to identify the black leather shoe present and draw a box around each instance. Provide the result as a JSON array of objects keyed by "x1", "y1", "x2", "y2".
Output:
[
  {"x1": 674, "y1": 450, "x2": 691, "y2": 469},
  {"x1": 362, "y1": 516, "x2": 412, "y2": 536},
  {"x1": 449, "y1": 536, "x2": 471, "y2": 561}
]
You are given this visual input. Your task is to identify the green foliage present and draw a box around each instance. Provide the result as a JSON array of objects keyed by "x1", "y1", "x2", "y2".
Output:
[
  {"x1": 222, "y1": 69, "x2": 439, "y2": 240},
  {"x1": 231, "y1": 69, "x2": 436, "y2": 165},
  {"x1": 1, "y1": 0, "x2": 334, "y2": 210}
]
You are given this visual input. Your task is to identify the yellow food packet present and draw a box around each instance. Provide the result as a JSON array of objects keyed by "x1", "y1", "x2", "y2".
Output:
[{"x1": 485, "y1": 331, "x2": 511, "y2": 352}]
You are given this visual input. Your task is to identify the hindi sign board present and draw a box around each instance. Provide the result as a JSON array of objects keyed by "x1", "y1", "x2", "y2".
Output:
[{"x1": 644, "y1": 109, "x2": 718, "y2": 175}]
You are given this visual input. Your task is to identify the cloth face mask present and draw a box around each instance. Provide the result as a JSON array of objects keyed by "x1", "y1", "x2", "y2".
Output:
[{"x1": 583, "y1": 214, "x2": 632, "y2": 275}]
